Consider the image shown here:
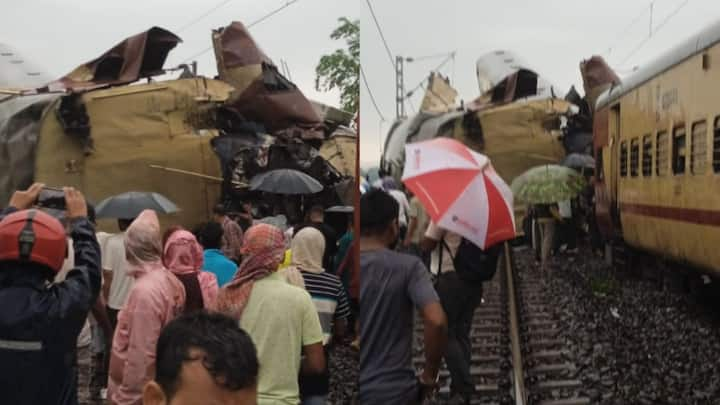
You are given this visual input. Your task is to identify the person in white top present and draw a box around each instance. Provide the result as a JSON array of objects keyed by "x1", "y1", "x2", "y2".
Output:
[
  {"x1": 382, "y1": 177, "x2": 410, "y2": 240},
  {"x1": 103, "y1": 219, "x2": 134, "y2": 328}
]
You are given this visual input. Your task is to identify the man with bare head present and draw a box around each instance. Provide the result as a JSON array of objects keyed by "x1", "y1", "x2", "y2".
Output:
[{"x1": 143, "y1": 311, "x2": 259, "y2": 405}]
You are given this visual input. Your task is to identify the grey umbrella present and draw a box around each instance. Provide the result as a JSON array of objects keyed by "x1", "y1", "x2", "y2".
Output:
[
  {"x1": 561, "y1": 153, "x2": 595, "y2": 169},
  {"x1": 95, "y1": 192, "x2": 180, "y2": 219},
  {"x1": 249, "y1": 169, "x2": 323, "y2": 195}
]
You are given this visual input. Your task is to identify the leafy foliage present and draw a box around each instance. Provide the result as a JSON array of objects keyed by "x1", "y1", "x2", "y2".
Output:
[{"x1": 315, "y1": 17, "x2": 359, "y2": 113}]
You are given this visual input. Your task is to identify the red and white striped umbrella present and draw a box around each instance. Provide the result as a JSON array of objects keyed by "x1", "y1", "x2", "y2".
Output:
[{"x1": 401, "y1": 137, "x2": 515, "y2": 249}]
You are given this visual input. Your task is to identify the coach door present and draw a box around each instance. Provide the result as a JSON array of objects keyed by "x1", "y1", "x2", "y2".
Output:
[{"x1": 609, "y1": 103, "x2": 622, "y2": 232}]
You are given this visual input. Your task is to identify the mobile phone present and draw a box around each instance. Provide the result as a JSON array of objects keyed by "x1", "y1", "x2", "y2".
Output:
[{"x1": 36, "y1": 187, "x2": 66, "y2": 211}]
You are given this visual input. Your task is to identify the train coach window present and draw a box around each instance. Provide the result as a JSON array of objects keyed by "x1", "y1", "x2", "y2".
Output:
[
  {"x1": 620, "y1": 141, "x2": 628, "y2": 177},
  {"x1": 642, "y1": 135, "x2": 652, "y2": 176},
  {"x1": 714, "y1": 118, "x2": 720, "y2": 173},
  {"x1": 691, "y1": 121, "x2": 707, "y2": 174},
  {"x1": 673, "y1": 125, "x2": 686, "y2": 175},
  {"x1": 657, "y1": 131, "x2": 669, "y2": 176},
  {"x1": 630, "y1": 138, "x2": 639, "y2": 177}
]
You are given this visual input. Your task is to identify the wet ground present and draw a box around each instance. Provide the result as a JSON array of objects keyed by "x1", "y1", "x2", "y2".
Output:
[{"x1": 521, "y1": 244, "x2": 720, "y2": 404}]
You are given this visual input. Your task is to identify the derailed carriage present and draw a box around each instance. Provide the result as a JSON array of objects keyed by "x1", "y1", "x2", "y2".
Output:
[
  {"x1": 0, "y1": 23, "x2": 356, "y2": 229},
  {"x1": 380, "y1": 52, "x2": 586, "y2": 231}
]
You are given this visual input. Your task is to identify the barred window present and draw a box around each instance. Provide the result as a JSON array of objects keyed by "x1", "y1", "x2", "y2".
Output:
[
  {"x1": 714, "y1": 117, "x2": 720, "y2": 173},
  {"x1": 630, "y1": 138, "x2": 639, "y2": 177},
  {"x1": 673, "y1": 125, "x2": 686, "y2": 175},
  {"x1": 691, "y1": 121, "x2": 707, "y2": 175},
  {"x1": 620, "y1": 141, "x2": 628, "y2": 177},
  {"x1": 657, "y1": 131, "x2": 669, "y2": 176},
  {"x1": 642, "y1": 135, "x2": 652, "y2": 176}
]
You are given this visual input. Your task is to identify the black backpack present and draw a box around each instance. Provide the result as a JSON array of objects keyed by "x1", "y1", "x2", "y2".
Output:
[{"x1": 439, "y1": 237, "x2": 503, "y2": 283}]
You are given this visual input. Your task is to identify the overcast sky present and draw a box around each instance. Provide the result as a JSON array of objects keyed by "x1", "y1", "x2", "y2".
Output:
[
  {"x1": 2, "y1": 0, "x2": 360, "y2": 106},
  {"x1": 360, "y1": 0, "x2": 720, "y2": 168}
]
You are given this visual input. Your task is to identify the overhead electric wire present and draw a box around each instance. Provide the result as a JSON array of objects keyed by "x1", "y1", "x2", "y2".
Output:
[
  {"x1": 618, "y1": 0, "x2": 690, "y2": 66},
  {"x1": 404, "y1": 52, "x2": 456, "y2": 99},
  {"x1": 360, "y1": 65, "x2": 386, "y2": 122},
  {"x1": 175, "y1": 0, "x2": 235, "y2": 33},
  {"x1": 180, "y1": 0, "x2": 299, "y2": 63},
  {"x1": 365, "y1": 0, "x2": 396, "y2": 71},
  {"x1": 604, "y1": 1, "x2": 658, "y2": 55}
]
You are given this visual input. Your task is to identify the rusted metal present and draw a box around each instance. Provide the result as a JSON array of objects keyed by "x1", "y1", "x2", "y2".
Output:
[
  {"x1": 47, "y1": 27, "x2": 181, "y2": 92},
  {"x1": 505, "y1": 242, "x2": 528, "y2": 405}
]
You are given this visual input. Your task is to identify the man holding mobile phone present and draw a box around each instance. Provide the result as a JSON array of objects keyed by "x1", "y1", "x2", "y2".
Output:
[{"x1": 0, "y1": 183, "x2": 102, "y2": 405}]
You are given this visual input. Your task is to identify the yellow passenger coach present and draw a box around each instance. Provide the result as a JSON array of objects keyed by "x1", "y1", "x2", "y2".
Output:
[{"x1": 594, "y1": 20, "x2": 720, "y2": 274}]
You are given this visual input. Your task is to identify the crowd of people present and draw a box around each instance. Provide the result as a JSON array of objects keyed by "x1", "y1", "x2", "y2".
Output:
[{"x1": 0, "y1": 183, "x2": 357, "y2": 405}]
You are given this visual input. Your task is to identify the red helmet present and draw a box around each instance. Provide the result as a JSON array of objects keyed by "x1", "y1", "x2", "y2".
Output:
[{"x1": 0, "y1": 209, "x2": 67, "y2": 273}]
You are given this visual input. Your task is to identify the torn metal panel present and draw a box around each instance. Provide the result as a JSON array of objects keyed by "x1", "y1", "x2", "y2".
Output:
[
  {"x1": 33, "y1": 78, "x2": 232, "y2": 229},
  {"x1": 45, "y1": 27, "x2": 181, "y2": 92},
  {"x1": 319, "y1": 126, "x2": 357, "y2": 177},
  {"x1": 310, "y1": 100, "x2": 354, "y2": 127},
  {"x1": 579, "y1": 56, "x2": 620, "y2": 111},
  {"x1": 475, "y1": 50, "x2": 560, "y2": 101},
  {"x1": 212, "y1": 21, "x2": 321, "y2": 133},
  {"x1": 0, "y1": 93, "x2": 59, "y2": 204},
  {"x1": 419, "y1": 72, "x2": 457, "y2": 113}
]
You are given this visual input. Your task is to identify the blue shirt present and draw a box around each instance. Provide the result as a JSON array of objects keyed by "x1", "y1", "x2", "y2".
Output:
[{"x1": 202, "y1": 249, "x2": 238, "y2": 287}]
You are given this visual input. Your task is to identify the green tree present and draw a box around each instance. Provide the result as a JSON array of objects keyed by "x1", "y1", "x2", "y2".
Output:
[{"x1": 315, "y1": 17, "x2": 359, "y2": 113}]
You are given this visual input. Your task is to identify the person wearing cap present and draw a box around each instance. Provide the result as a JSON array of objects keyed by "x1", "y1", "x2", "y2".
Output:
[{"x1": 0, "y1": 183, "x2": 101, "y2": 405}]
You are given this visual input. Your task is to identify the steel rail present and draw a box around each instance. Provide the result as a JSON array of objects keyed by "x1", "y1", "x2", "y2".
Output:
[{"x1": 505, "y1": 241, "x2": 527, "y2": 405}]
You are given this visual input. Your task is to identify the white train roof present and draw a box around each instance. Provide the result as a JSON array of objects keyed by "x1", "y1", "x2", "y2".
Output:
[
  {"x1": 596, "y1": 19, "x2": 720, "y2": 109},
  {"x1": 475, "y1": 50, "x2": 561, "y2": 100}
]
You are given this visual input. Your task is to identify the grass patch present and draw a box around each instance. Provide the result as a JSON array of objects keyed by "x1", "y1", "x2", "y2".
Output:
[{"x1": 590, "y1": 275, "x2": 619, "y2": 297}]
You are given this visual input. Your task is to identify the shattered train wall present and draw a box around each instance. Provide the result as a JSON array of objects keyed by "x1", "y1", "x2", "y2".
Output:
[{"x1": 34, "y1": 78, "x2": 233, "y2": 230}]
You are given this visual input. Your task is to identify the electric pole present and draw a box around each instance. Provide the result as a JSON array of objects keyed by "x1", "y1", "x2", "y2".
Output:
[{"x1": 395, "y1": 55, "x2": 405, "y2": 119}]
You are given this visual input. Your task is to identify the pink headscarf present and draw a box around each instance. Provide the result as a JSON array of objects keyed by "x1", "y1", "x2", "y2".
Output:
[
  {"x1": 163, "y1": 230, "x2": 204, "y2": 275},
  {"x1": 124, "y1": 210, "x2": 163, "y2": 277},
  {"x1": 216, "y1": 223, "x2": 286, "y2": 320},
  {"x1": 163, "y1": 228, "x2": 219, "y2": 310}
]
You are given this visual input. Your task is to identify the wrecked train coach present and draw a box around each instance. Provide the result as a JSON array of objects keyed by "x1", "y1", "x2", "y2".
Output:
[
  {"x1": 380, "y1": 51, "x2": 618, "y2": 230},
  {"x1": 0, "y1": 22, "x2": 356, "y2": 229},
  {"x1": 381, "y1": 54, "x2": 571, "y2": 228}
]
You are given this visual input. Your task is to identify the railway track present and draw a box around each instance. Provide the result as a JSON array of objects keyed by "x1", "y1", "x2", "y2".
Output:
[{"x1": 414, "y1": 243, "x2": 591, "y2": 404}]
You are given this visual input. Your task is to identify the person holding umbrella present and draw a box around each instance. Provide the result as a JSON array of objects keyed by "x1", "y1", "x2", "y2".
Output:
[
  {"x1": 511, "y1": 164, "x2": 586, "y2": 274},
  {"x1": 403, "y1": 137, "x2": 517, "y2": 404}
]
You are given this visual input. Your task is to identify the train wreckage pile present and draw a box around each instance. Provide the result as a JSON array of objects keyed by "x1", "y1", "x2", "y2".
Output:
[
  {"x1": 380, "y1": 50, "x2": 621, "y2": 218},
  {"x1": 0, "y1": 22, "x2": 356, "y2": 226}
]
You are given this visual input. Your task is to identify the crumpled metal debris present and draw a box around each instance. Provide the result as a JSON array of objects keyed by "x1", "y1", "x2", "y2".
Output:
[{"x1": 44, "y1": 27, "x2": 181, "y2": 92}]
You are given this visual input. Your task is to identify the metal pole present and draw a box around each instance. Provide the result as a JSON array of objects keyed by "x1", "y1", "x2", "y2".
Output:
[
  {"x1": 649, "y1": 2, "x2": 654, "y2": 37},
  {"x1": 395, "y1": 55, "x2": 405, "y2": 118}
]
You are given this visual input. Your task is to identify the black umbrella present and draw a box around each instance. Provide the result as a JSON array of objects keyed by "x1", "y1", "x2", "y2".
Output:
[
  {"x1": 561, "y1": 153, "x2": 595, "y2": 169},
  {"x1": 325, "y1": 205, "x2": 354, "y2": 213},
  {"x1": 95, "y1": 191, "x2": 179, "y2": 219},
  {"x1": 249, "y1": 169, "x2": 323, "y2": 195}
]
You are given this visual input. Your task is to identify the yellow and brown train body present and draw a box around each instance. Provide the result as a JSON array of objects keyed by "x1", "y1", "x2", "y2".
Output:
[{"x1": 593, "y1": 21, "x2": 720, "y2": 274}]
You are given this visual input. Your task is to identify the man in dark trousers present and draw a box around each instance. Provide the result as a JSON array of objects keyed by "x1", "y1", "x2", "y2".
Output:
[
  {"x1": 421, "y1": 222, "x2": 488, "y2": 405},
  {"x1": 0, "y1": 183, "x2": 101, "y2": 405},
  {"x1": 359, "y1": 189, "x2": 447, "y2": 404}
]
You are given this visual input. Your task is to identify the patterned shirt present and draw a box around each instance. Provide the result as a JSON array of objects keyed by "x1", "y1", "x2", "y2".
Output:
[{"x1": 300, "y1": 270, "x2": 351, "y2": 345}]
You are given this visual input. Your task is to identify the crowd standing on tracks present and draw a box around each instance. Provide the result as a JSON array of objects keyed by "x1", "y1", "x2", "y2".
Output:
[{"x1": 0, "y1": 183, "x2": 358, "y2": 405}]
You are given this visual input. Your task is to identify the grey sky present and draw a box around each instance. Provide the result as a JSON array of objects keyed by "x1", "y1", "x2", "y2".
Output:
[
  {"x1": 360, "y1": 0, "x2": 720, "y2": 168},
  {"x1": 2, "y1": 0, "x2": 360, "y2": 106}
]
